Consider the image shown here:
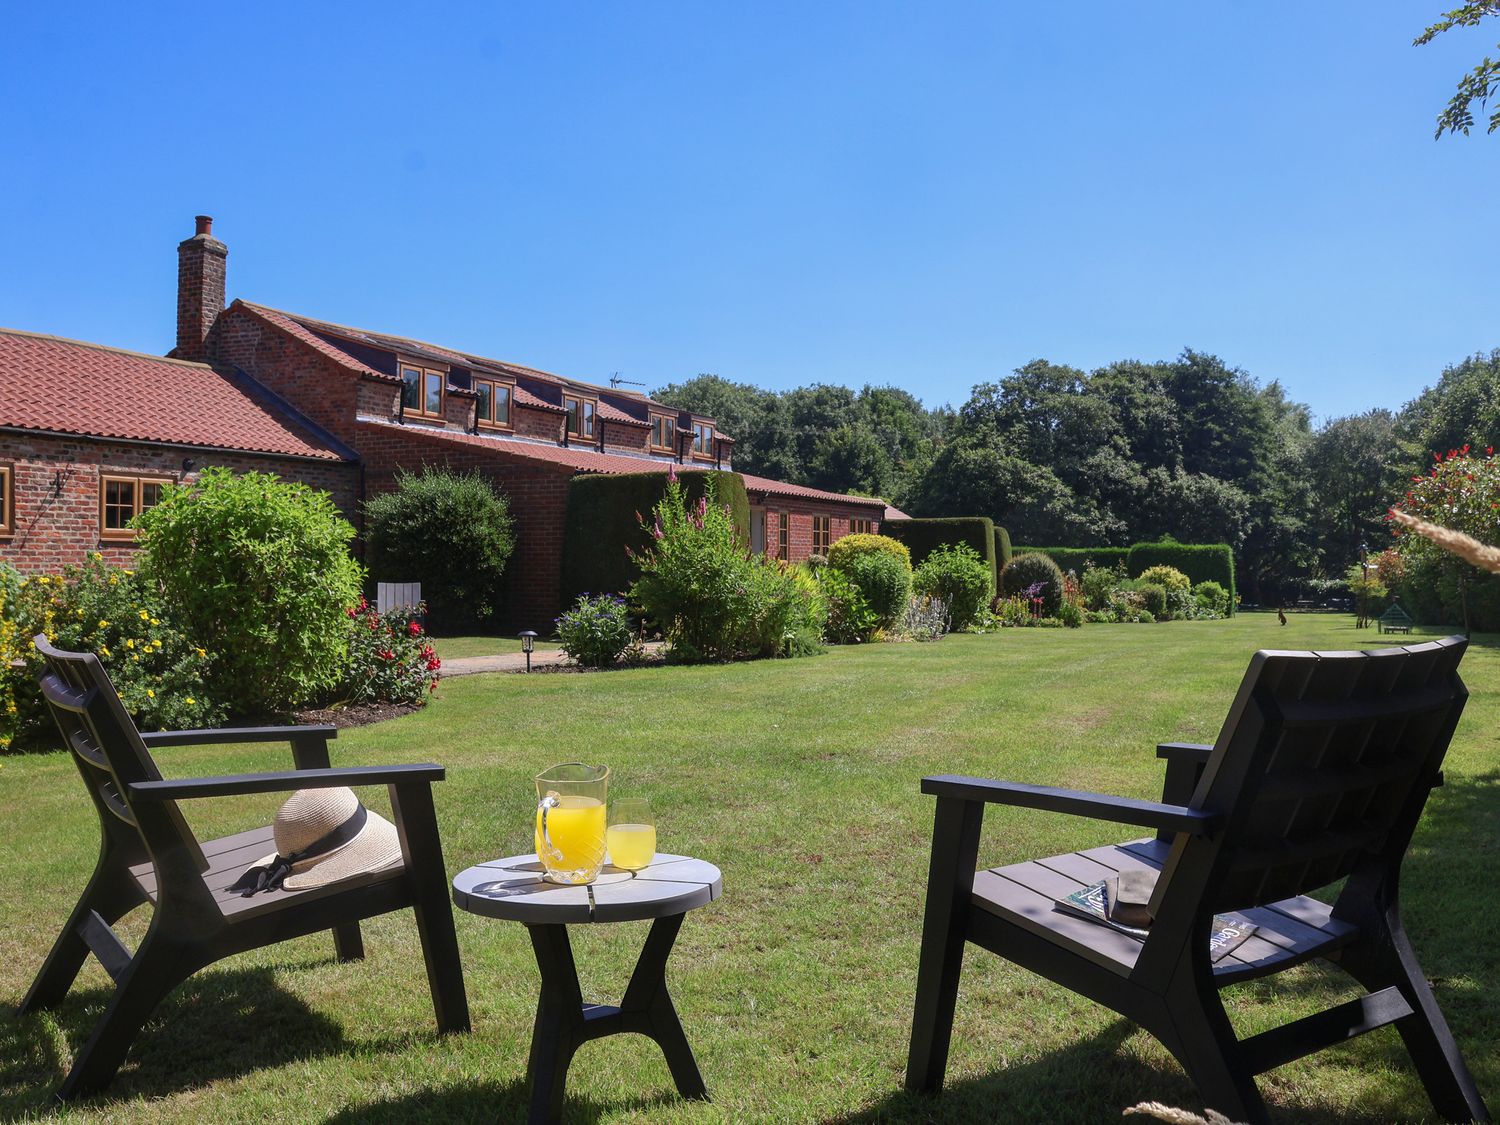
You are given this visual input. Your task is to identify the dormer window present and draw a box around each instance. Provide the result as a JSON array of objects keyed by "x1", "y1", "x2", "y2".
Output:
[
  {"x1": 564, "y1": 395, "x2": 596, "y2": 439},
  {"x1": 649, "y1": 413, "x2": 677, "y2": 453},
  {"x1": 400, "y1": 362, "x2": 445, "y2": 419},
  {"x1": 473, "y1": 378, "x2": 514, "y2": 430},
  {"x1": 692, "y1": 422, "x2": 714, "y2": 456}
]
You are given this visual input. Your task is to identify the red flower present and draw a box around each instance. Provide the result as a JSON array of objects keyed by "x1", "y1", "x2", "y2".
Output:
[{"x1": 407, "y1": 620, "x2": 423, "y2": 636}]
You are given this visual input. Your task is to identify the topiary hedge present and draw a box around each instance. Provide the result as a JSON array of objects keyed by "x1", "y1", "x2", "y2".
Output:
[
  {"x1": 880, "y1": 517, "x2": 997, "y2": 593},
  {"x1": 994, "y1": 525, "x2": 1012, "y2": 571},
  {"x1": 1016, "y1": 546, "x2": 1130, "y2": 575},
  {"x1": 1000, "y1": 551, "x2": 1066, "y2": 617},
  {"x1": 1127, "y1": 542, "x2": 1235, "y2": 615},
  {"x1": 562, "y1": 469, "x2": 750, "y2": 604}
]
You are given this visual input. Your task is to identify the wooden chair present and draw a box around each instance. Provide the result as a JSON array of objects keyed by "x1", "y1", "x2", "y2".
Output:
[
  {"x1": 906, "y1": 637, "x2": 1489, "y2": 1124},
  {"x1": 17, "y1": 636, "x2": 471, "y2": 1101}
]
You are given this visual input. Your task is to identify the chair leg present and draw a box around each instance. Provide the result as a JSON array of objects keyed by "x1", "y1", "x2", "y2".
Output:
[
  {"x1": 905, "y1": 797, "x2": 983, "y2": 1094},
  {"x1": 1341, "y1": 917, "x2": 1490, "y2": 1123},
  {"x1": 56, "y1": 932, "x2": 192, "y2": 1101},
  {"x1": 330, "y1": 922, "x2": 364, "y2": 962},
  {"x1": 1153, "y1": 978, "x2": 1269, "y2": 1125},
  {"x1": 389, "y1": 781, "x2": 470, "y2": 1034},
  {"x1": 19, "y1": 849, "x2": 144, "y2": 1014}
]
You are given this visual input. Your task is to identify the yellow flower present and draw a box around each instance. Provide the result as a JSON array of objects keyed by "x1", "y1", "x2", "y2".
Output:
[
  {"x1": 131, "y1": 654, "x2": 139, "y2": 663},
  {"x1": 109, "y1": 576, "x2": 118, "y2": 586},
  {"x1": 123, "y1": 569, "x2": 134, "y2": 576},
  {"x1": 138, "y1": 610, "x2": 149, "y2": 621},
  {"x1": 152, "y1": 639, "x2": 162, "y2": 649},
  {"x1": 90, "y1": 552, "x2": 102, "y2": 561},
  {"x1": 195, "y1": 647, "x2": 206, "y2": 658},
  {"x1": 98, "y1": 619, "x2": 110, "y2": 628},
  {"x1": 186, "y1": 697, "x2": 195, "y2": 705},
  {"x1": 146, "y1": 689, "x2": 154, "y2": 699},
  {"x1": 99, "y1": 645, "x2": 111, "y2": 657},
  {"x1": 125, "y1": 639, "x2": 135, "y2": 649},
  {"x1": 36, "y1": 576, "x2": 49, "y2": 585},
  {"x1": 150, "y1": 618, "x2": 159, "y2": 626}
]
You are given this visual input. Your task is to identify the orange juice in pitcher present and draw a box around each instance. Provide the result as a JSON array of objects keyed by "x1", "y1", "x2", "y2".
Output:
[{"x1": 534, "y1": 763, "x2": 609, "y2": 884}]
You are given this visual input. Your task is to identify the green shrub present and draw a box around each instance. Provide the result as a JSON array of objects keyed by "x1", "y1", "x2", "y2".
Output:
[
  {"x1": 630, "y1": 478, "x2": 818, "y2": 661},
  {"x1": 1080, "y1": 562, "x2": 1124, "y2": 611},
  {"x1": 562, "y1": 469, "x2": 749, "y2": 603},
  {"x1": 345, "y1": 600, "x2": 440, "y2": 705},
  {"x1": 841, "y1": 552, "x2": 912, "y2": 626},
  {"x1": 50, "y1": 556, "x2": 226, "y2": 732},
  {"x1": 994, "y1": 595, "x2": 1032, "y2": 627},
  {"x1": 913, "y1": 543, "x2": 992, "y2": 631},
  {"x1": 818, "y1": 567, "x2": 877, "y2": 643},
  {"x1": 881, "y1": 518, "x2": 997, "y2": 591},
  {"x1": 994, "y1": 525, "x2": 1013, "y2": 570},
  {"x1": 1193, "y1": 580, "x2": 1230, "y2": 617},
  {"x1": 1127, "y1": 541, "x2": 1235, "y2": 615},
  {"x1": 828, "y1": 532, "x2": 911, "y2": 571},
  {"x1": 1132, "y1": 580, "x2": 1168, "y2": 621},
  {"x1": 1137, "y1": 565, "x2": 1191, "y2": 594},
  {"x1": 1019, "y1": 546, "x2": 1130, "y2": 575},
  {"x1": 556, "y1": 593, "x2": 633, "y2": 668},
  {"x1": 1000, "y1": 552, "x2": 1065, "y2": 617},
  {"x1": 136, "y1": 468, "x2": 364, "y2": 715},
  {"x1": 1, "y1": 567, "x2": 61, "y2": 750},
  {"x1": 364, "y1": 467, "x2": 515, "y2": 630},
  {"x1": 897, "y1": 594, "x2": 950, "y2": 641},
  {"x1": 1057, "y1": 601, "x2": 1084, "y2": 628}
]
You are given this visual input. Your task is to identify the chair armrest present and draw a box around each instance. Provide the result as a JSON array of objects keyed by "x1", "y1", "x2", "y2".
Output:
[
  {"x1": 140, "y1": 724, "x2": 337, "y2": 749},
  {"x1": 1156, "y1": 742, "x2": 1213, "y2": 762},
  {"x1": 128, "y1": 763, "x2": 444, "y2": 801},
  {"x1": 921, "y1": 774, "x2": 1219, "y2": 836}
]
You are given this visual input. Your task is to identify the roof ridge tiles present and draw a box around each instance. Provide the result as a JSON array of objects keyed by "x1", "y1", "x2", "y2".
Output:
[{"x1": 0, "y1": 326, "x2": 213, "y2": 370}]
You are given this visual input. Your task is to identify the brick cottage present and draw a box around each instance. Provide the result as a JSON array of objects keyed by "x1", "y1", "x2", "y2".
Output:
[{"x1": 0, "y1": 217, "x2": 886, "y2": 628}]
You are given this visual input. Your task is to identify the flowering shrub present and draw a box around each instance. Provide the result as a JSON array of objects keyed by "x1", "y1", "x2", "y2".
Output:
[
  {"x1": 345, "y1": 600, "x2": 440, "y2": 705},
  {"x1": 818, "y1": 567, "x2": 878, "y2": 643},
  {"x1": 1000, "y1": 553, "x2": 1064, "y2": 617},
  {"x1": 1390, "y1": 445, "x2": 1500, "y2": 630},
  {"x1": 1193, "y1": 580, "x2": 1231, "y2": 617},
  {"x1": 557, "y1": 594, "x2": 633, "y2": 667},
  {"x1": 630, "y1": 476, "x2": 822, "y2": 662},
  {"x1": 912, "y1": 543, "x2": 992, "y2": 631},
  {"x1": 48, "y1": 555, "x2": 225, "y2": 733},
  {"x1": 895, "y1": 594, "x2": 950, "y2": 641},
  {"x1": 0, "y1": 565, "x2": 57, "y2": 752},
  {"x1": 137, "y1": 468, "x2": 364, "y2": 714}
]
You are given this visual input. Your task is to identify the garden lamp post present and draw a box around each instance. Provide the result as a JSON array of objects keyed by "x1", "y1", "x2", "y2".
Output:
[
  {"x1": 519, "y1": 630, "x2": 537, "y2": 673},
  {"x1": 1359, "y1": 542, "x2": 1370, "y2": 629}
]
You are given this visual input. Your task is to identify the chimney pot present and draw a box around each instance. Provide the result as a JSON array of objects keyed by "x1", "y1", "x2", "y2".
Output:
[{"x1": 195, "y1": 215, "x2": 213, "y2": 237}]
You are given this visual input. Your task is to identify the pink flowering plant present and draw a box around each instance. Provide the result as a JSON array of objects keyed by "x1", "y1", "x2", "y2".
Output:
[{"x1": 344, "y1": 599, "x2": 441, "y2": 706}]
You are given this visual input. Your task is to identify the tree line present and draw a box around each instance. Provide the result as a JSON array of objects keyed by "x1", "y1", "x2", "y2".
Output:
[{"x1": 654, "y1": 348, "x2": 1500, "y2": 602}]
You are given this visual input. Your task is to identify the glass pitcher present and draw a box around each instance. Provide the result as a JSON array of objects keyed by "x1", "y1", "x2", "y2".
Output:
[{"x1": 534, "y1": 763, "x2": 610, "y2": 884}]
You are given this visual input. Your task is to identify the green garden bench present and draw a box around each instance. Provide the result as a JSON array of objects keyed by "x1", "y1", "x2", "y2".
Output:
[
  {"x1": 907, "y1": 636, "x2": 1488, "y2": 1124},
  {"x1": 1378, "y1": 602, "x2": 1414, "y2": 634}
]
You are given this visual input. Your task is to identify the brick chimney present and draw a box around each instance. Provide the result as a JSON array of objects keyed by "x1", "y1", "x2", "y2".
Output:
[{"x1": 175, "y1": 214, "x2": 227, "y2": 362}]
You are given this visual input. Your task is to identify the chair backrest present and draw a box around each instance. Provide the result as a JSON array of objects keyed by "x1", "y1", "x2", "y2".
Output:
[
  {"x1": 1160, "y1": 637, "x2": 1466, "y2": 917},
  {"x1": 33, "y1": 635, "x2": 207, "y2": 879}
]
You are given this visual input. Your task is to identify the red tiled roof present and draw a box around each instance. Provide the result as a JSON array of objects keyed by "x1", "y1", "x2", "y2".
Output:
[
  {"x1": 884, "y1": 504, "x2": 911, "y2": 520},
  {"x1": 235, "y1": 302, "x2": 397, "y2": 383},
  {"x1": 738, "y1": 473, "x2": 886, "y2": 511},
  {"x1": 596, "y1": 399, "x2": 648, "y2": 428},
  {"x1": 0, "y1": 328, "x2": 351, "y2": 461},
  {"x1": 354, "y1": 422, "x2": 882, "y2": 510},
  {"x1": 514, "y1": 385, "x2": 565, "y2": 414}
]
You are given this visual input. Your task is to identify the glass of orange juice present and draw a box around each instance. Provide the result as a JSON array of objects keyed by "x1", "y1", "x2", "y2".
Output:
[{"x1": 607, "y1": 797, "x2": 657, "y2": 871}]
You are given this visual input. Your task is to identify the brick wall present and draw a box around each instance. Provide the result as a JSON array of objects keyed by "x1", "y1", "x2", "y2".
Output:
[
  {"x1": 0, "y1": 433, "x2": 358, "y2": 574},
  {"x1": 212, "y1": 308, "x2": 365, "y2": 441},
  {"x1": 602, "y1": 421, "x2": 649, "y2": 452},
  {"x1": 514, "y1": 404, "x2": 563, "y2": 441},
  {"x1": 752, "y1": 498, "x2": 881, "y2": 564}
]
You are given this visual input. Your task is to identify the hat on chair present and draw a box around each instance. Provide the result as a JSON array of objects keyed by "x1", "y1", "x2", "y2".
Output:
[{"x1": 230, "y1": 787, "x2": 403, "y2": 897}]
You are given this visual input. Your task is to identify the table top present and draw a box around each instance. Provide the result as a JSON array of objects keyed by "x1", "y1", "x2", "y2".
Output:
[{"x1": 452, "y1": 853, "x2": 722, "y2": 924}]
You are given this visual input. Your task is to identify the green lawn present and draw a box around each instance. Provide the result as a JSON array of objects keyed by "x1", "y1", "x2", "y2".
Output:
[
  {"x1": 429, "y1": 635, "x2": 561, "y2": 661},
  {"x1": 2, "y1": 616, "x2": 1496, "y2": 1122}
]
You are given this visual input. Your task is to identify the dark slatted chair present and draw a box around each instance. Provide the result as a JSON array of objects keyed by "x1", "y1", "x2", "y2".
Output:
[
  {"x1": 907, "y1": 637, "x2": 1490, "y2": 1124},
  {"x1": 17, "y1": 636, "x2": 470, "y2": 1101}
]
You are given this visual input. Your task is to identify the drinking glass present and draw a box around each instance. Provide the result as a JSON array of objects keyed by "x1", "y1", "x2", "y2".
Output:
[{"x1": 606, "y1": 797, "x2": 657, "y2": 871}]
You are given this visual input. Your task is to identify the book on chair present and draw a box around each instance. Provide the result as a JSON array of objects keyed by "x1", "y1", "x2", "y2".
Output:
[{"x1": 1054, "y1": 870, "x2": 1257, "y2": 962}]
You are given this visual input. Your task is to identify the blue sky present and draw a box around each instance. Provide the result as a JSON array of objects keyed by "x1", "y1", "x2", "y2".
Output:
[{"x1": 2, "y1": 2, "x2": 1496, "y2": 422}]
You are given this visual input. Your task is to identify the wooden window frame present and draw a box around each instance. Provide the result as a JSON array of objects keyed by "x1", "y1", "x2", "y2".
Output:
[
  {"x1": 400, "y1": 361, "x2": 447, "y2": 420},
  {"x1": 564, "y1": 394, "x2": 597, "y2": 440},
  {"x1": 649, "y1": 413, "x2": 678, "y2": 453},
  {"x1": 0, "y1": 465, "x2": 12, "y2": 536},
  {"x1": 777, "y1": 511, "x2": 789, "y2": 561},
  {"x1": 472, "y1": 377, "x2": 515, "y2": 431},
  {"x1": 692, "y1": 422, "x2": 715, "y2": 459},
  {"x1": 99, "y1": 473, "x2": 173, "y2": 541},
  {"x1": 812, "y1": 515, "x2": 831, "y2": 554},
  {"x1": 850, "y1": 517, "x2": 873, "y2": 536}
]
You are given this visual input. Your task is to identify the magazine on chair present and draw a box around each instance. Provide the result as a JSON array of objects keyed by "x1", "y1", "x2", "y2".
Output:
[{"x1": 1054, "y1": 876, "x2": 1257, "y2": 962}]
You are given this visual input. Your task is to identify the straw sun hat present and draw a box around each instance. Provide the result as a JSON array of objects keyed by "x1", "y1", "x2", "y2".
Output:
[{"x1": 229, "y1": 787, "x2": 403, "y2": 897}]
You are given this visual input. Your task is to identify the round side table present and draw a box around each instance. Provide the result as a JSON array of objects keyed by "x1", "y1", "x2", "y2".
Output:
[{"x1": 452, "y1": 852, "x2": 722, "y2": 1125}]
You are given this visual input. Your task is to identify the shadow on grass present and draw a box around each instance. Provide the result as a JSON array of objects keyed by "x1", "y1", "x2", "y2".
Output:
[
  {"x1": 0, "y1": 964, "x2": 411, "y2": 1118},
  {"x1": 321, "y1": 1080, "x2": 687, "y2": 1124}
]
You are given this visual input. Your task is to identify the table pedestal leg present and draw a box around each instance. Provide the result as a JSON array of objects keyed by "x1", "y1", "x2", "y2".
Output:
[{"x1": 524, "y1": 914, "x2": 708, "y2": 1124}]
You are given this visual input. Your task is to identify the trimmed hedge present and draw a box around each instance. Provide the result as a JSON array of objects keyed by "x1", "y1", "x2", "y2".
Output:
[
  {"x1": 1127, "y1": 542, "x2": 1235, "y2": 614},
  {"x1": 881, "y1": 517, "x2": 998, "y2": 593},
  {"x1": 561, "y1": 470, "x2": 750, "y2": 603},
  {"x1": 994, "y1": 525, "x2": 1012, "y2": 571},
  {"x1": 1017, "y1": 546, "x2": 1130, "y2": 575}
]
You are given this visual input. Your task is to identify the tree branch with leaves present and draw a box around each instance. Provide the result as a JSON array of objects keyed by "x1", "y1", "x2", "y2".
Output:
[{"x1": 1416, "y1": 3, "x2": 1500, "y2": 136}]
